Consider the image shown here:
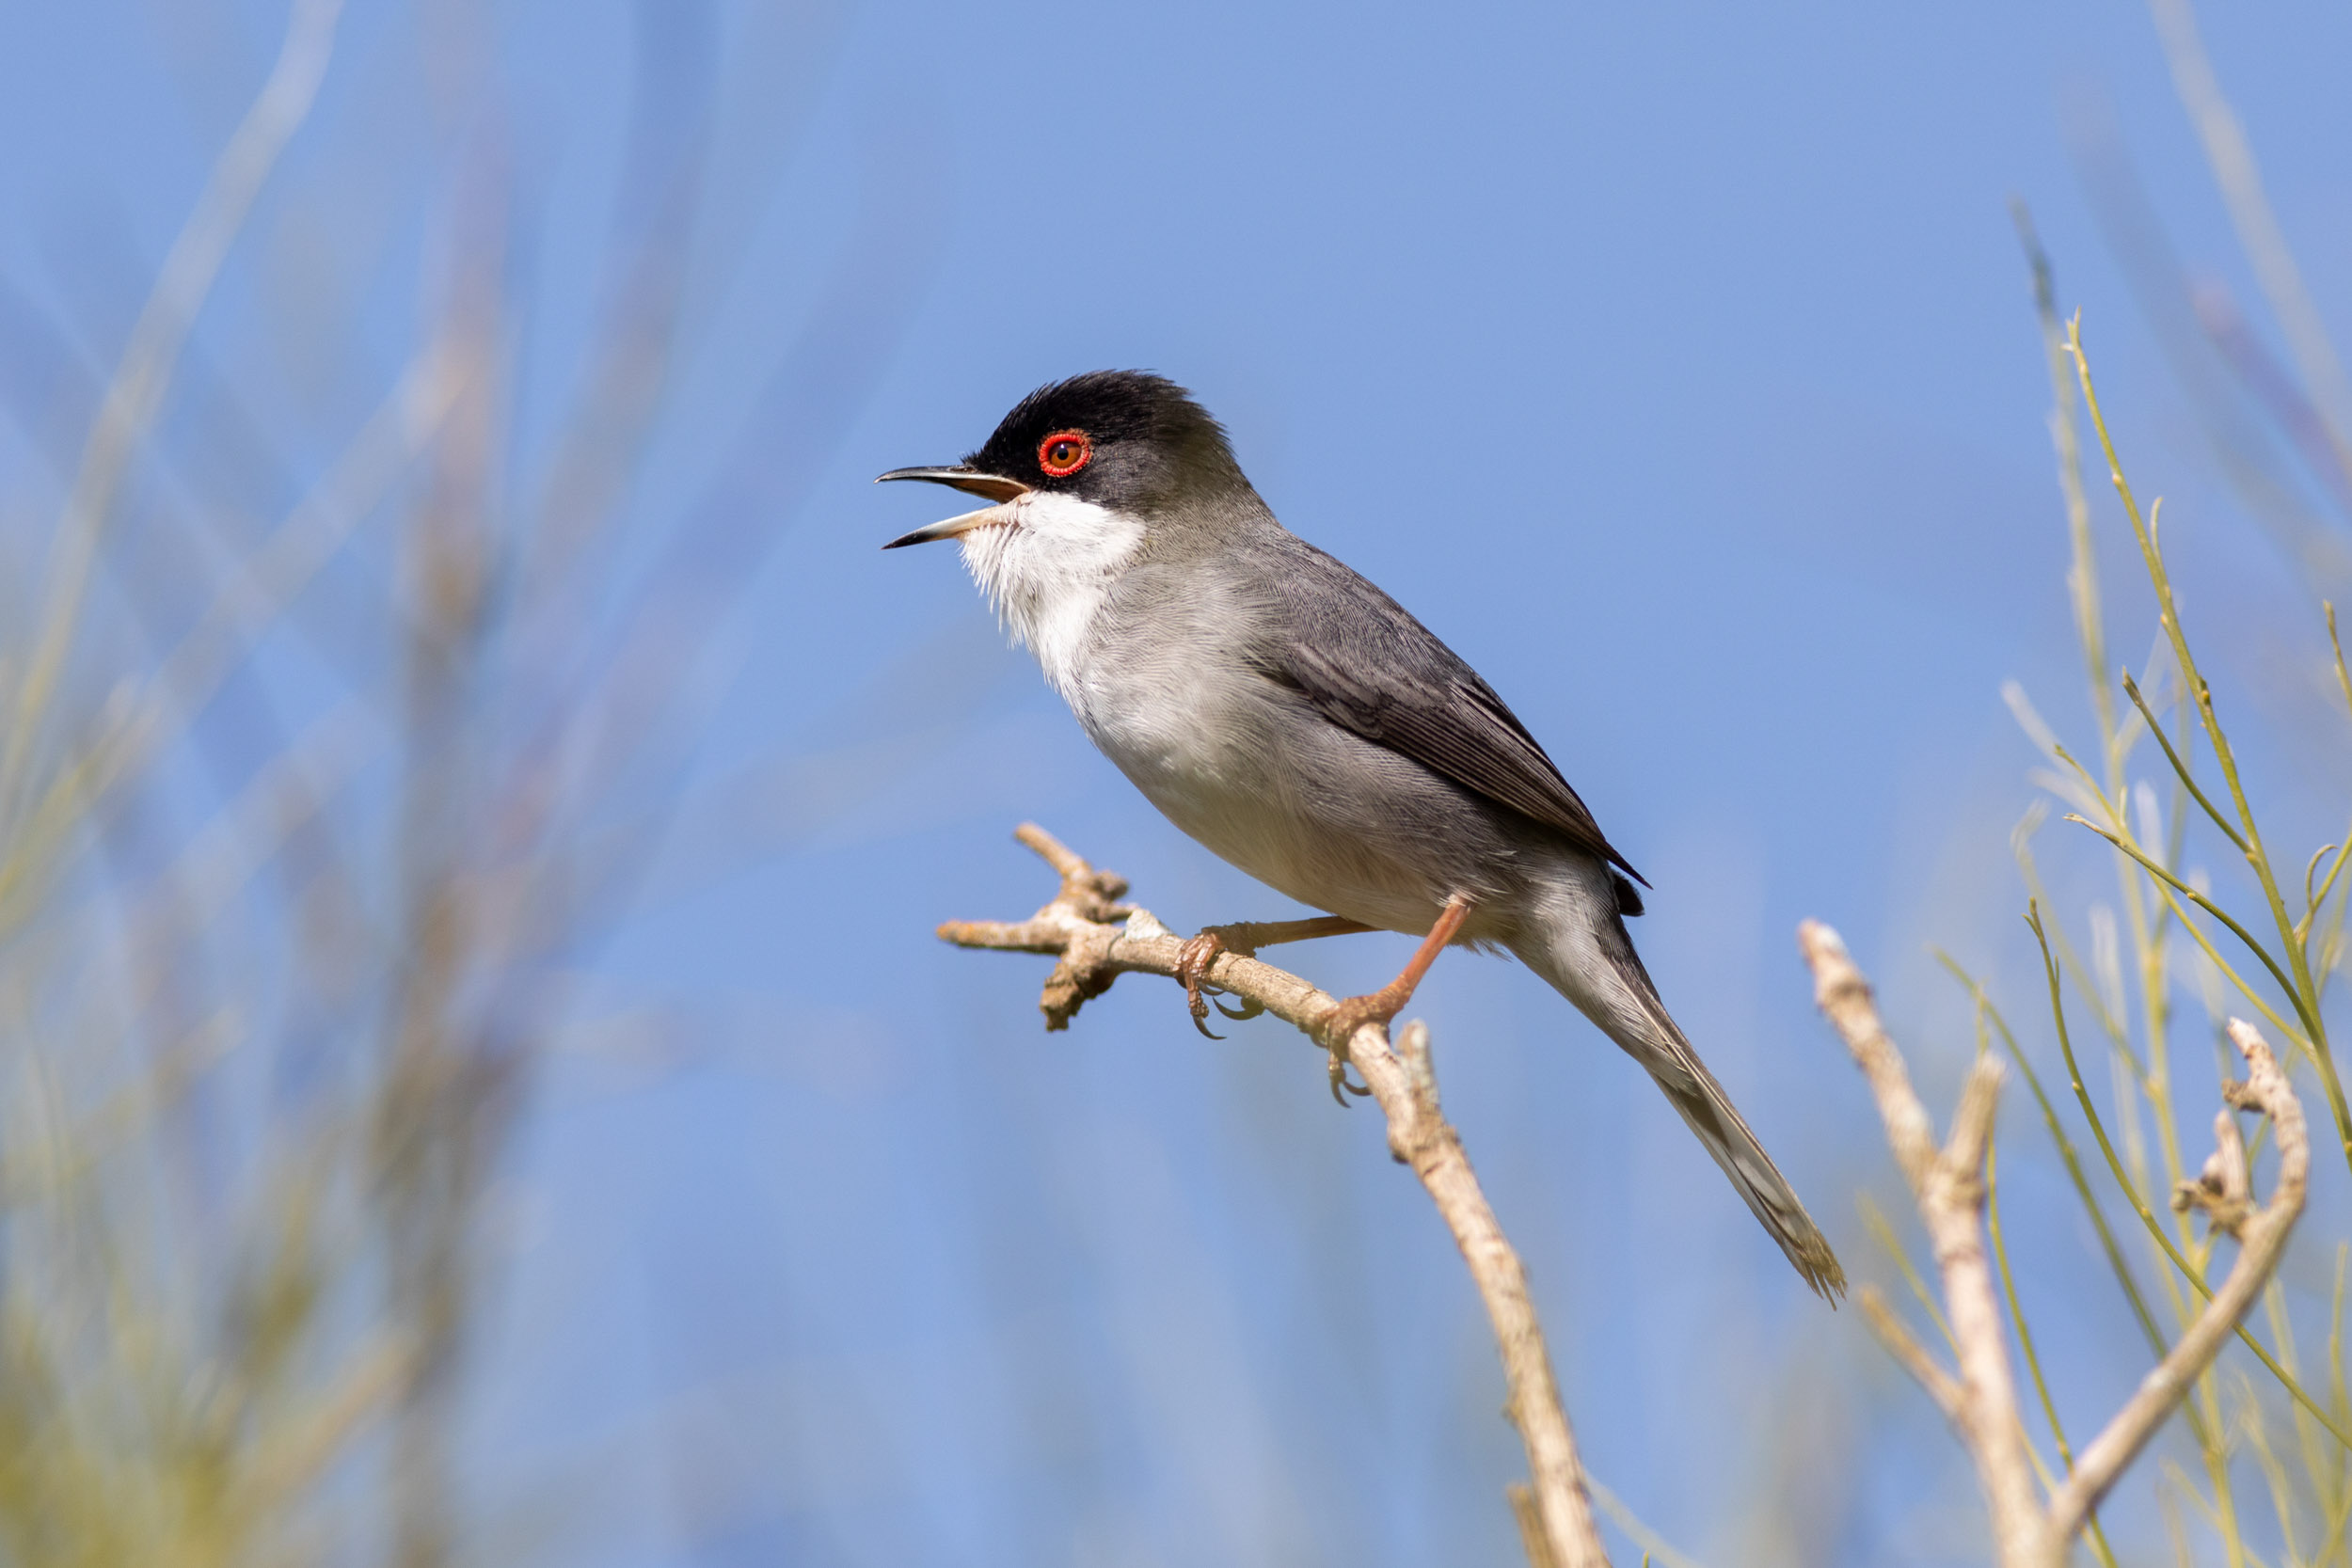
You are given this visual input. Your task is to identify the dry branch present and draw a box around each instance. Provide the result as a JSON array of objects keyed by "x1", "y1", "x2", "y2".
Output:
[
  {"x1": 1798, "y1": 921, "x2": 2310, "y2": 1568},
  {"x1": 2045, "y1": 1017, "x2": 2310, "y2": 1544},
  {"x1": 943, "y1": 824, "x2": 1612, "y2": 1568},
  {"x1": 1801, "y1": 920, "x2": 2040, "y2": 1562}
]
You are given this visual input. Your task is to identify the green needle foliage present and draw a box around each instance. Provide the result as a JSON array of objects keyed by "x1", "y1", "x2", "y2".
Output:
[{"x1": 1884, "y1": 198, "x2": 2352, "y2": 1560}]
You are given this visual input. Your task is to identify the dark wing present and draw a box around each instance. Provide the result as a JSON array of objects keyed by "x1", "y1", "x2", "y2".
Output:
[{"x1": 1258, "y1": 536, "x2": 1648, "y2": 891}]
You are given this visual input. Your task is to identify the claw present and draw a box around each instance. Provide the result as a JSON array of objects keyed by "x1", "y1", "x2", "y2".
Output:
[
  {"x1": 1316, "y1": 996, "x2": 1389, "y2": 1106},
  {"x1": 1180, "y1": 925, "x2": 1270, "y2": 1039},
  {"x1": 1178, "y1": 929, "x2": 1234, "y2": 1039},
  {"x1": 1326, "y1": 1046, "x2": 1372, "y2": 1105},
  {"x1": 1174, "y1": 915, "x2": 1380, "y2": 1041}
]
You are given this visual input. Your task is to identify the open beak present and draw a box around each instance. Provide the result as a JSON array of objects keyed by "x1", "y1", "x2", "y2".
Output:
[{"x1": 875, "y1": 465, "x2": 1030, "y2": 549}]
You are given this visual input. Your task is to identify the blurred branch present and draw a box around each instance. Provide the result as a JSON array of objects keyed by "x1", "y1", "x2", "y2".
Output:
[
  {"x1": 0, "y1": 6, "x2": 910, "y2": 1562},
  {"x1": 1, "y1": 0, "x2": 344, "y2": 821},
  {"x1": 2147, "y1": 0, "x2": 2352, "y2": 494},
  {"x1": 2011, "y1": 203, "x2": 2117, "y2": 748},
  {"x1": 1858, "y1": 1286, "x2": 1963, "y2": 1419},
  {"x1": 1801, "y1": 922, "x2": 2309, "y2": 1568},
  {"x1": 2058, "y1": 95, "x2": 2352, "y2": 584},
  {"x1": 944, "y1": 823, "x2": 1613, "y2": 1568},
  {"x1": 1583, "y1": 1477, "x2": 1709, "y2": 1568}
]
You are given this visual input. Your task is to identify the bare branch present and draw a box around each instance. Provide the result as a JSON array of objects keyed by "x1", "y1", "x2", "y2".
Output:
[
  {"x1": 2045, "y1": 1018, "x2": 2310, "y2": 1545},
  {"x1": 1800, "y1": 920, "x2": 1939, "y2": 1187},
  {"x1": 1508, "y1": 1484, "x2": 1560, "y2": 1568},
  {"x1": 1800, "y1": 919, "x2": 2044, "y2": 1566},
  {"x1": 946, "y1": 825, "x2": 1612, "y2": 1568},
  {"x1": 1858, "y1": 1284, "x2": 1964, "y2": 1420},
  {"x1": 1381, "y1": 1020, "x2": 1607, "y2": 1568},
  {"x1": 1799, "y1": 923, "x2": 2311, "y2": 1568}
]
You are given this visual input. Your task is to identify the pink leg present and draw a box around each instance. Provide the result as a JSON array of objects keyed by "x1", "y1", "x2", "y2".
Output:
[{"x1": 1314, "y1": 895, "x2": 1475, "y2": 1101}]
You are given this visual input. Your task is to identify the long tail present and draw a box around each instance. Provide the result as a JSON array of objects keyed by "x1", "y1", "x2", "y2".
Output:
[{"x1": 1514, "y1": 895, "x2": 1847, "y2": 1301}]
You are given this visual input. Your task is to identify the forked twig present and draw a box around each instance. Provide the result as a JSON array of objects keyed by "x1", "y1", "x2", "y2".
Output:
[
  {"x1": 2048, "y1": 1018, "x2": 2309, "y2": 1543},
  {"x1": 944, "y1": 824, "x2": 1612, "y2": 1568},
  {"x1": 1799, "y1": 921, "x2": 2309, "y2": 1568}
]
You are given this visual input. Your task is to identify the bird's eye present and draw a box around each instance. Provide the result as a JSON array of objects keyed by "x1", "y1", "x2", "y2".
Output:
[{"x1": 1038, "y1": 430, "x2": 1091, "y2": 478}]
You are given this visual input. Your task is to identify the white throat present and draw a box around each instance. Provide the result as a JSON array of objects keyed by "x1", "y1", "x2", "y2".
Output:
[{"x1": 958, "y1": 491, "x2": 1145, "y2": 698}]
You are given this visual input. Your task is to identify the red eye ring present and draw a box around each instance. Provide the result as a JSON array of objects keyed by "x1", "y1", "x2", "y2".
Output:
[{"x1": 1038, "y1": 430, "x2": 1092, "y2": 478}]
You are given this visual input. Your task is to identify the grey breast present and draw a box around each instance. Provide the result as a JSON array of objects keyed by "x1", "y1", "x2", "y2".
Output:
[{"x1": 1064, "y1": 533, "x2": 1536, "y2": 938}]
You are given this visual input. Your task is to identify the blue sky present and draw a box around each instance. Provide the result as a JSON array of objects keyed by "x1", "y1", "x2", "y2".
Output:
[{"x1": 4, "y1": 1, "x2": 2351, "y2": 1562}]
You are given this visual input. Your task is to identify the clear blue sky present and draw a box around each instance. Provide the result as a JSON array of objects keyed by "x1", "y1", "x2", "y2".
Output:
[{"x1": 3, "y1": 1, "x2": 2349, "y2": 1562}]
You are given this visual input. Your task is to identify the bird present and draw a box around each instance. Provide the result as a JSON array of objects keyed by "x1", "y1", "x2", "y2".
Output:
[{"x1": 878, "y1": 371, "x2": 1845, "y2": 1300}]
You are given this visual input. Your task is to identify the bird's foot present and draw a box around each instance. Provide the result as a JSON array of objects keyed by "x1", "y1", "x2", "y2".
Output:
[
  {"x1": 1312, "y1": 994, "x2": 1388, "y2": 1104},
  {"x1": 1306, "y1": 896, "x2": 1472, "y2": 1106},
  {"x1": 1177, "y1": 926, "x2": 1267, "y2": 1039}
]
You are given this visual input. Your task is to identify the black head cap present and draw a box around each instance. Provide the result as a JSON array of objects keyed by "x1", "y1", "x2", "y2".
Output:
[{"x1": 965, "y1": 371, "x2": 1248, "y2": 512}]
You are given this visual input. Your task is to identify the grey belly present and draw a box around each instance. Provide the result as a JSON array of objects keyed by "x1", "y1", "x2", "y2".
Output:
[{"x1": 1073, "y1": 670, "x2": 1534, "y2": 940}]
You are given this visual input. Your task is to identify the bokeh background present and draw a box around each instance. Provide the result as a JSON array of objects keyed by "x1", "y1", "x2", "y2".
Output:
[{"x1": 1, "y1": 1, "x2": 2349, "y2": 1563}]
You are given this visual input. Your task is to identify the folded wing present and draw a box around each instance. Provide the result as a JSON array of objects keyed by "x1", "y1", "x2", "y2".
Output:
[{"x1": 1256, "y1": 537, "x2": 1647, "y2": 893}]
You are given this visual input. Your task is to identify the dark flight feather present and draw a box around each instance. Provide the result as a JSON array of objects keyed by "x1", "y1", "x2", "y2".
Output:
[{"x1": 1254, "y1": 536, "x2": 1647, "y2": 894}]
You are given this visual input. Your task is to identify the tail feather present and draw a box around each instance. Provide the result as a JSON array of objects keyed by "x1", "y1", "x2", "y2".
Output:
[
  {"x1": 1516, "y1": 903, "x2": 1847, "y2": 1301},
  {"x1": 1644, "y1": 1029, "x2": 1848, "y2": 1300}
]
